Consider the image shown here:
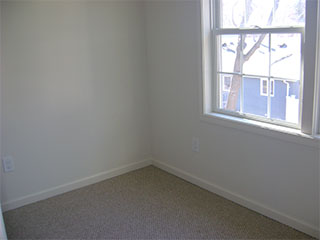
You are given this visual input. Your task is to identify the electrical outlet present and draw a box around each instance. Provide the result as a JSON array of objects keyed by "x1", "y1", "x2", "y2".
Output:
[
  {"x1": 2, "y1": 156, "x2": 15, "y2": 172},
  {"x1": 192, "y1": 137, "x2": 200, "y2": 153}
]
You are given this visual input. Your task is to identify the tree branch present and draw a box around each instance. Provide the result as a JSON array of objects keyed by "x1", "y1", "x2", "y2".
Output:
[
  {"x1": 242, "y1": 1, "x2": 280, "y2": 62},
  {"x1": 271, "y1": 54, "x2": 293, "y2": 65},
  {"x1": 243, "y1": 34, "x2": 266, "y2": 62}
]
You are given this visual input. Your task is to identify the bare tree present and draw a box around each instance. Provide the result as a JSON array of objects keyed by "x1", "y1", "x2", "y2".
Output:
[{"x1": 225, "y1": 0, "x2": 280, "y2": 111}]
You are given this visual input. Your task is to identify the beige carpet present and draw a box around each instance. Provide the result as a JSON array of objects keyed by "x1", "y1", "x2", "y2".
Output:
[{"x1": 4, "y1": 166, "x2": 313, "y2": 239}]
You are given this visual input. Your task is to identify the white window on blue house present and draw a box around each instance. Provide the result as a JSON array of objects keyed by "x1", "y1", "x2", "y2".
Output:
[
  {"x1": 260, "y1": 79, "x2": 274, "y2": 97},
  {"x1": 201, "y1": 0, "x2": 319, "y2": 134},
  {"x1": 260, "y1": 78, "x2": 268, "y2": 97}
]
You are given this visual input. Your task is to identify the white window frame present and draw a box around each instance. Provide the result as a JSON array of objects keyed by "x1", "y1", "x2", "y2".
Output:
[{"x1": 201, "y1": 0, "x2": 319, "y2": 136}]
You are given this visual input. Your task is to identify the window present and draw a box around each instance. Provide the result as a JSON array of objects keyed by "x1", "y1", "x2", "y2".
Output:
[
  {"x1": 270, "y1": 79, "x2": 274, "y2": 97},
  {"x1": 201, "y1": 0, "x2": 319, "y2": 134},
  {"x1": 260, "y1": 78, "x2": 268, "y2": 96},
  {"x1": 260, "y1": 78, "x2": 274, "y2": 97}
]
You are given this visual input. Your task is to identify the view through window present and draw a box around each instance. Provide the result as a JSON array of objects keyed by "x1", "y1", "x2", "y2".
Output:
[{"x1": 216, "y1": 0, "x2": 305, "y2": 126}]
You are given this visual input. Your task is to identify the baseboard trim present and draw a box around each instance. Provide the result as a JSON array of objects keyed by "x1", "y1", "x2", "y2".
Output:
[
  {"x1": 152, "y1": 159, "x2": 319, "y2": 238},
  {"x1": 2, "y1": 159, "x2": 152, "y2": 212}
]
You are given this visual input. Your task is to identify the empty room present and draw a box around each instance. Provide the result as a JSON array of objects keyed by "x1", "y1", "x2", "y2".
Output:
[{"x1": 0, "y1": 0, "x2": 320, "y2": 239}]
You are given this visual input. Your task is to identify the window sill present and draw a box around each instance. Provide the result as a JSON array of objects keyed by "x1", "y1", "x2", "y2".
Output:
[{"x1": 200, "y1": 112, "x2": 319, "y2": 148}]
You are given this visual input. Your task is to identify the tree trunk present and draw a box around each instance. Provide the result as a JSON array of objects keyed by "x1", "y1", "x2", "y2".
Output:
[
  {"x1": 226, "y1": 36, "x2": 242, "y2": 111},
  {"x1": 225, "y1": 75, "x2": 242, "y2": 110},
  {"x1": 225, "y1": 1, "x2": 279, "y2": 111},
  {"x1": 225, "y1": 34, "x2": 266, "y2": 111}
]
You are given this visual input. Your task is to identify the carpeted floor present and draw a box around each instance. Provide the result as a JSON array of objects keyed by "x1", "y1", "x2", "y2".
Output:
[{"x1": 4, "y1": 166, "x2": 313, "y2": 239}]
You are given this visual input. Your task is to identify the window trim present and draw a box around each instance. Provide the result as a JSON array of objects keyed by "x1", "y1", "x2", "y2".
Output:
[
  {"x1": 301, "y1": 0, "x2": 318, "y2": 135},
  {"x1": 201, "y1": 0, "x2": 319, "y2": 136},
  {"x1": 200, "y1": 112, "x2": 319, "y2": 148}
]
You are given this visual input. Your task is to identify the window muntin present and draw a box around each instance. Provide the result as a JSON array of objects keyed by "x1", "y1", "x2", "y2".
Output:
[
  {"x1": 214, "y1": 0, "x2": 305, "y2": 128},
  {"x1": 271, "y1": 34, "x2": 302, "y2": 80}
]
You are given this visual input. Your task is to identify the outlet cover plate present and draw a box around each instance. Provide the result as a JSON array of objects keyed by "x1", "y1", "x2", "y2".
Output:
[{"x1": 2, "y1": 156, "x2": 15, "y2": 172}]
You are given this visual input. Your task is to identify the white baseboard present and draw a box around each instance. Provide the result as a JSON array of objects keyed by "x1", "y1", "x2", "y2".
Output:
[
  {"x1": 152, "y1": 159, "x2": 319, "y2": 239},
  {"x1": 2, "y1": 159, "x2": 152, "y2": 212}
]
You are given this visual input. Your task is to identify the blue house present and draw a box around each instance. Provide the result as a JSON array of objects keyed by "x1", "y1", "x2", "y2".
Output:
[{"x1": 221, "y1": 76, "x2": 300, "y2": 123}]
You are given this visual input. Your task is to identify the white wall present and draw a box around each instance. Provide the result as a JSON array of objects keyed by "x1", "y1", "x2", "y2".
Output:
[
  {"x1": 145, "y1": 0, "x2": 319, "y2": 237},
  {"x1": 1, "y1": 1, "x2": 151, "y2": 205}
]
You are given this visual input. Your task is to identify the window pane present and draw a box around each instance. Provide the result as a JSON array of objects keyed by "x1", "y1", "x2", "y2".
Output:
[
  {"x1": 243, "y1": 77, "x2": 268, "y2": 117},
  {"x1": 220, "y1": 0, "x2": 246, "y2": 29},
  {"x1": 242, "y1": 34, "x2": 269, "y2": 76},
  {"x1": 260, "y1": 78, "x2": 268, "y2": 96},
  {"x1": 263, "y1": 80, "x2": 268, "y2": 95},
  {"x1": 220, "y1": 0, "x2": 305, "y2": 29},
  {"x1": 273, "y1": 0, "x2": 305, "y2": 27},
  {"x1": 219, "y1": 35, "x2": 239, "y2": 73},
  {"x1": 270, "y1": 79, "x2": 275, "y2": 96},
  {"x1": 271, "y1": 33, "x2": 301, "y2": 80},
  {"x1": 219, "y1": 73, "x2": 240, "y2": 112},
  {"x1": 270, "y1": 79, "x2": 300, "y2": 124}
]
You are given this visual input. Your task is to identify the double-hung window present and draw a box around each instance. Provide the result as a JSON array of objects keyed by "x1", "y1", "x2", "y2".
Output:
[{"x1": 201, "y1": 0, "x2": 319, "y2": 135}]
